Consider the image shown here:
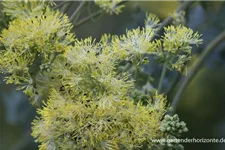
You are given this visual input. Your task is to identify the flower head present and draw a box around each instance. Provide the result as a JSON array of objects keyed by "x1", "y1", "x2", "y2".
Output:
[
  {"x1": 95, "y1": 0, "x2": 125, "y2": 15},
  {"x1": 2, "y1": 0, "x2": 53, "y2": 19}
]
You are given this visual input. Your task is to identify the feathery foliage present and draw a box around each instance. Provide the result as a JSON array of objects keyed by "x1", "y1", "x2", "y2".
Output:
[
  {"x1": 95, "y1": 0, "x2": 125, "y2": 15},
  {"x1": 0, "y1": 0, "x2": 202, "y2": 149}
]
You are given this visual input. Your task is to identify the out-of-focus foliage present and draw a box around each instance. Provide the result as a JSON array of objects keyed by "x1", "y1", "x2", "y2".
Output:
[
  {"x1": 1, "y1": 0, "x2": 54, "y2": 19},
  {"x1": 200, "y1": 1, "x2": 223, "y2": 12},
  {"x1": 132, "y1": 1, "x2": 179, "y2": 18},
  {"x1": 95, "y1": 0, "x2": 125, "y2": 15},
  {"x1": 171, "y1": 2, "x2": 225, "y2": 150}
]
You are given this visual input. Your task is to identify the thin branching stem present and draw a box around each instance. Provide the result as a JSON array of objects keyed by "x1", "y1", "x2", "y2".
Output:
[
  {"x1": 73, "y1": 9, "x2": 103, "y2": 28},
  {"x1": 171, "y1": 30, "x2": 225, "y2": 114},
  {"x1": 53, "y1": 1, "x2": 70, "y2": 10},
  {"x1": 73, "y1": 1, "x2": 129, "y2": 28},
  {"x1": 152, "y1": 1, "x2": 195, "y2": 40},
  {"x1": 152, "y1": 1, "x2": 194, "y2": 94},
  {"x1": 60, "y1": 1, "x2": 72, "y2": 14},
  {"x1": 70, "y1": 1, "x2": 86, "y2": 23},
  {"x1": 158, "y1": 62, "x2": 167, "y2": 93}
]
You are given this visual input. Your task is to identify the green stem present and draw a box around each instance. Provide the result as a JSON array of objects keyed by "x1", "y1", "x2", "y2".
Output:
[
  {"x1": 70, "y1": 1, "x2": 86, "y2": 23},
  {"x1": 171, "y1": 30, "x2": 225, "y2": 114},
  {"x1": 123, "y1": 62, "x2": 133, "y2": 72},
  {"x1": 53, "y1": 1, "x2": 70, "y2": 10},
  {"x1": 73, "y1": 1, "x2": 129, "y2": 28},
  {"x1": 157, "y1": 62, "x2": 167, "y2": 93},
  {"x1": 74, "y1": 9, "x2": 103, "y2": 28},
  {"x1": 60, "y1": 1, "x2": 72, "y2": 14},
  {"x1": 152, "y1": 1, "x2": 194, "y2": 40}
]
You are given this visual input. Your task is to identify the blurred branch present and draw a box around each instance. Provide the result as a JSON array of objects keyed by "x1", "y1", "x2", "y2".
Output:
[
  {"x1": 171, "y1": 30, "x2": 225, "y2": 114},
  {"x1": 74, "y1": 9, "x2": 103, "y2": 28},
  {"x1": 116, "y1": 0, "x2": 128, "y2": 6},
  {"x1": 152, "y1": 1, "x2": 195, "y2": 95},
  {"x1": 70, "y1": 1, "x2": 86, "y2": 23},
  {"x1": 53, "y1": 1, "x2": 70, "y2": 10},
  {"x1": 153, "y1": 1, "x2": 195, "y2": 40},
  {"x1": 157, "y1": 62, "x2": 167, "y2": 93},
  {"x1": 60, "y1": 1, "x2": 72, "y2": 14},
  {"x1": 73, "y1": 1, "x2": 129, "y2": 28}
]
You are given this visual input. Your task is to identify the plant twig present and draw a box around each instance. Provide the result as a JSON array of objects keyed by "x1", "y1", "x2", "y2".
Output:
[
  {"x1": 171, "y1": 30, "x2": 225, "y2": 114},
  {"x1": 70, "y1": 1, "x2": 86, "y2": 23},
  {"x1": 73, "y1": 1, "x2": 129, "y2": 28},
  {"x1": 60, "y1": 1, "x2": 72, "y2": 14},
  {"x1": 152, "y1": 1, "x2": 195, "y2": 40},
  {"x1": 74, "y1": 9, "x2": 103, "y2": 28},
  {"x1": 115, "y1": 0, "x2": 128, "y2": 6},
  {"x1": 53, "y1": 1, "x2": 70, "y2": 10},
  {"x1": 157, "y1": 62, "x2": 167, "y2": 93}
]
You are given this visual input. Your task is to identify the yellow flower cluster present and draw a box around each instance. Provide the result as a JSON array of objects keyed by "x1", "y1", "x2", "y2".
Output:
[
  {"x1": 0, "y1": 1, "x2": 202, "y2": 149},
  {"x1": 153, "y1": 24, "x2": 202, "y2": 71},
  {"x1": 32, "y1": 90, "x2": 167, "y2": 149},
  {"x1": 95, "y1": 0, "x2": 125, "y2": 15},
  {"x1": 2, "y1": 0, "x2": 53, "y2": 19},
  {"x1": 0, "y1": 2, "x2": 74, "y2": 105}
]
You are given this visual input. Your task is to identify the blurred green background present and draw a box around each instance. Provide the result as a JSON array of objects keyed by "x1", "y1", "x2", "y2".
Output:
[{"x1": 0, "y1": 1, "x2": 225, "y2": 150}]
